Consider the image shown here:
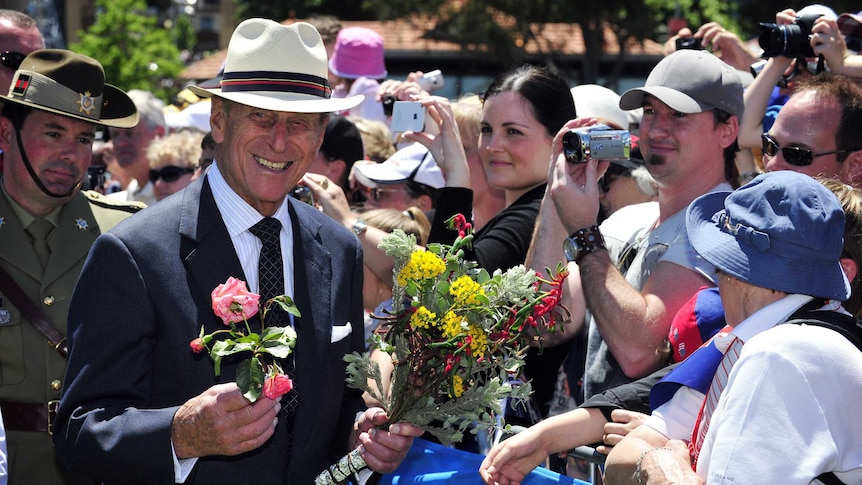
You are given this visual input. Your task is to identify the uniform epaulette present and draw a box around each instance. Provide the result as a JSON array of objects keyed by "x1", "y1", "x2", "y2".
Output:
[{"x1": 84, "y1": 190, "x2": 147, "y2": 214}]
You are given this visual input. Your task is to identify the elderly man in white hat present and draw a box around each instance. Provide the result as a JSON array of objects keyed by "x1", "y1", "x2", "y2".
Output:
[{"x1": 53, "y1": 19, "x2": 422, "y2": 484}]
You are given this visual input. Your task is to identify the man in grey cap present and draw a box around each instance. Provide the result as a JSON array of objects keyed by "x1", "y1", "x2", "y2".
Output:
[{"x1": 528, "y1": 49, "x2": 744, "y2": 402}]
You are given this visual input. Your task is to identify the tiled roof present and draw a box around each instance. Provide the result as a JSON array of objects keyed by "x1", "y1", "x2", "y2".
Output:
[{"x1": 181, "y1": 17, "x2": 664, "y2": 81}]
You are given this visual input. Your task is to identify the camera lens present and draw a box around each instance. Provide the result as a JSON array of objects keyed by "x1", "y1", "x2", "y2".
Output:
[
  {"x1": 758, "y1": 14, "x2": 820, "y2": 58},
  {"x1": 562, "y1": 130, "x2": 587, "y2": 164}
]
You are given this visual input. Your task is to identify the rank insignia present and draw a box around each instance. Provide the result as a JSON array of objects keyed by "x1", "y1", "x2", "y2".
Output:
[
  {"x1": 77, "y1": 91, "x2": 95, "y2": 115},
  {"x1": 0, "y1": 309, "x2": 9, "y2": 325},
  {"x1": 75, "y1": 218, "x2": 89, "y2": 230}
]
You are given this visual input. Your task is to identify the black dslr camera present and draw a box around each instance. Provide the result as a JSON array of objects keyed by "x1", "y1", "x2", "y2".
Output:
[{"x1": 758, "y1": 13, "x2": 822, "y2": 58}]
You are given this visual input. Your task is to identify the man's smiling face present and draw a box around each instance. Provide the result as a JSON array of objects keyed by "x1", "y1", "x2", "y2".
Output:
[{"x1": 210, "y1": 97, "x2": 327, "y2": 215}]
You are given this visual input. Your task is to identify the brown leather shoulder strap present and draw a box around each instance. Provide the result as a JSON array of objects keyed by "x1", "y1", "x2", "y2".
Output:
[{"x1": 0, "y1": 264, "x2": 67, "y2": 359}]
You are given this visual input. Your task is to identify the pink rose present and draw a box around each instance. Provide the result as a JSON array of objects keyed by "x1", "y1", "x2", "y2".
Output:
[
  {"x1": 263, "y1": 373, "x2": 294, "y2": 400},
  {"x1": 189, "y1": 338, "x2": 205, "y2": 353},
  {"x1": 211, "y1": 277, "x2": 260, "y2": 325}
]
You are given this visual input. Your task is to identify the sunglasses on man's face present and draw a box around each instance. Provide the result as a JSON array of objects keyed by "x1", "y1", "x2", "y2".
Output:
[
  {"x1": 149, "y1": 165, "x2": 194, "y2": 183},
  {"x1": 761, "y1": 133, "x2": 855, "y2": 167},
  {"x1": 0, "y1": 51, "x2": 26, "y2": 70}
]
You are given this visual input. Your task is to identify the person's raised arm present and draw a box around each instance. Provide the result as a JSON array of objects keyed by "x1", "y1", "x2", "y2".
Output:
[
  {"x1": 523, "y1": 119, "x2": 602, "y2": 347},
  {"x1": 812, "y1": 17, "x2": 862, "y2": 78},
  {"x1": 303, "y1": 173, "x2": 397, "y2": 286},
  {"x1": 695, "y1": 22, "x2": 758, "y2": 73},
  {"x1": 546, "y1": 121, "x2": 711, "y2": 379},
  {"x1": 405, "y1": 95, "x2": 471, "y2": 188}
]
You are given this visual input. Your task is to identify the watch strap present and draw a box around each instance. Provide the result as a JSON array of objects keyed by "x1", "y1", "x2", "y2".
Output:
[{"x1": 572, "y1": 225, "x2": 605, "y2": 263}]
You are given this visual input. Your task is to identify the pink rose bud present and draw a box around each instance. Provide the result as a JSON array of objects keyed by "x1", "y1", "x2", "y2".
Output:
[
  {"x1": 211, "y1": 276, "x2": 260, "y2": 324},
  {"x1": 263, "y1": 373, "x2": 294, "y2": 400},
  {"x1": 189, "y1": 338, "x2": 205, "y2": 353}
]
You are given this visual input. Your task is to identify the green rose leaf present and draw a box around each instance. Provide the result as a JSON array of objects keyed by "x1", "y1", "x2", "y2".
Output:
[{"x1": 237, "y1": 356, "x2": 264, "y2": 402}]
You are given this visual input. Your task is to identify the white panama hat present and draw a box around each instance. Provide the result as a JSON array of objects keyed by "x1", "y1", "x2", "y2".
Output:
[{"x1": 189, "y1": 19, "x2": 363, "y2": 113}]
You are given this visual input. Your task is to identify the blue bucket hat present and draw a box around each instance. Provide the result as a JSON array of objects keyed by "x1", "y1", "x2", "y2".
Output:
[{"x1": 686, "y1": 171, "x2": 850, "y2": 301}]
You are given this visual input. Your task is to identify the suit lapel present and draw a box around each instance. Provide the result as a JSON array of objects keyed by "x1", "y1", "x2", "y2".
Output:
[
  {"x1": 288, "y1": 200, "x2": 335, "y2": 463},
  {"x1": 179, "y1": 177, "x2": 246, "y2": 336}
]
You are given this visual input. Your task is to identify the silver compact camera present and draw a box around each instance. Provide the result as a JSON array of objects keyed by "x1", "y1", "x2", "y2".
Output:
[
  {"x1": 417, "y1": 70, "x2": 444, "y2": 92},
  {"x1": 562, "y1": 124, "x2": 632, "y2": 163}
]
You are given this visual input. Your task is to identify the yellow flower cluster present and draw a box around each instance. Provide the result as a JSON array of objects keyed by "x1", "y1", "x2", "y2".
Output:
[
  {"x1": 450, "y1": 374, "x2": 464, "y2": 398},
  {"x1": 397, "y1": 250, "x2": 446, "y2": 287},
  {"x1": 450, "y1": 275, "x2": 485, "y2": 305},
  {"x1": 442, "y1": 311, "x2": 464, "y2": 339},
  {"x1": 467, "y1": 324, "x2": 489, "y2": 359},
  {"x1": 410, "y1": 306, "x2": 437, "y2": 329}
]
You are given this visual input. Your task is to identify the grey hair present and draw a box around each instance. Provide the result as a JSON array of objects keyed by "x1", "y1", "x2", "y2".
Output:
[{"x1": 127, "y1": 89, "x2": 166, "y2": 132}]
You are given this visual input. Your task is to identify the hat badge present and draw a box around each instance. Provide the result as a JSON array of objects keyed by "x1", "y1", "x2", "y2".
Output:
[{"x1": 77, "y1": 91, "x2": 96, "y2": 115}]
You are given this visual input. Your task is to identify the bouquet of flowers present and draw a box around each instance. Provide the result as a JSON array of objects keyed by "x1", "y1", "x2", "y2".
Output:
[
  {"x1": 190, "y1": 276, "x2": 299, "y2": 402},
  {"x1": 315, "y1": 214, "x2": 569, "y2": 484}
]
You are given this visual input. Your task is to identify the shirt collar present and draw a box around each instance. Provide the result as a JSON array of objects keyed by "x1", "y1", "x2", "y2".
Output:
[{"x1": 206, "y1": 161, "x2": 292, "y2": 236}]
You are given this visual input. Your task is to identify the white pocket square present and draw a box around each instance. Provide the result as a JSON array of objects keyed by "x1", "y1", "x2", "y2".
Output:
[{"x1": 330, "y1": 322, "x2": 352, "y2": 343}]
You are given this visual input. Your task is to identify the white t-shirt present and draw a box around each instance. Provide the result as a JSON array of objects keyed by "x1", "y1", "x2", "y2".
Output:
[
  {"x1": 698, "y1": 322, "x2": 862, "y2": 484},
  {"x1": 645, "y1": 295, "x2": 862, "y2": 483}
]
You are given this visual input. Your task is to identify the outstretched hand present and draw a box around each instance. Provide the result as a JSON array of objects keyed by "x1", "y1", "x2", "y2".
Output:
[{"x1": 479, "y1": 426, "x2": 549, "y2": 485}]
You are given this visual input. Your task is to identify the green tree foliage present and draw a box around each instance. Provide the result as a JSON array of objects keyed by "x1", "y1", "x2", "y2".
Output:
[{"x1": 72, "y1": 0, "x2": 184, "y2": 103}]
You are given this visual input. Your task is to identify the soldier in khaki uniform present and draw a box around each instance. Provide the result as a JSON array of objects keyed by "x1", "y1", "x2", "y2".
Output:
[{"x1": 0, "y1": 49, "x2": 140, "y2": 484}]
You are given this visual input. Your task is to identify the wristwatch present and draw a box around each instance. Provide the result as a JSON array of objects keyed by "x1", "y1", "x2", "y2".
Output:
[
  {"x1": 563, "y1": 225, "x2": 606, "y2": 263},
  {"x1": 351, "y1": 219, "x2": 368, "y2": 236}
]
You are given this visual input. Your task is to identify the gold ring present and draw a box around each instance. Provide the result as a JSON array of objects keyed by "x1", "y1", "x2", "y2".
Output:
[{"x1": 320, "y1": 179, "x2": 329, "y2": 189}]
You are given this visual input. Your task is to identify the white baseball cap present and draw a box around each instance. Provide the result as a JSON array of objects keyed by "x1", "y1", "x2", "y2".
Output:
[{"x1": 353, "y1": 143, "x2": 444, "y2": 189}]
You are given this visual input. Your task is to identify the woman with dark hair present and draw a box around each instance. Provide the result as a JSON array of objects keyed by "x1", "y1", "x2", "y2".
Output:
[
  {"x1": 409, "y1": 65, "x2": 577, "y2": 418},
  {"x1": 422, "y1": 65, "x2": 575, "y2": 274}
]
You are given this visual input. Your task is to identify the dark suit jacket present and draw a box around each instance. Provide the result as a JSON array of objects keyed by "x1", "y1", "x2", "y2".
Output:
[{"x1": 53, "y1": 176, "x2": 366, "y2": 484}]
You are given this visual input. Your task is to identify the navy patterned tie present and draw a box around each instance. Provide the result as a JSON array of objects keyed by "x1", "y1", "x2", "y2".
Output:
[{"x1": 248, "y1": 217, "x2": 298, "y2": 417}]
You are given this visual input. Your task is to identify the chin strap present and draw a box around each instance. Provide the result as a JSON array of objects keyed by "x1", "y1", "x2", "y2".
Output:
[{"x1": 12, "y1": 116, "x2": 82, "y2": 199}]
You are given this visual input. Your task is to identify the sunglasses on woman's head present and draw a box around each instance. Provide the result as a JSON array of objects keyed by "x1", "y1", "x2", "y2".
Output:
[
  {"x1": 149, "y1": 165, "x2": 194, "y2": 183},
  {"x1": 761, "y1": 133, "x2": 856, "y2": 167},
  {"x1": 0, "y1": 51, "x2": 26, "y2": 70}
]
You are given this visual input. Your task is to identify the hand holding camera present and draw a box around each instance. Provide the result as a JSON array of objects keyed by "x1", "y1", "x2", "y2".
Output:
[{"x1": 759, "y1": 12, "x2": 824, "y2": 58}]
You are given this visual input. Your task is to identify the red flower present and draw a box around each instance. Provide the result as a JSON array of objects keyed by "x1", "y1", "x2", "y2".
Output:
[
  {"x1": 263, "y1": 373, "x2": 294, "y2": 400},
  {"x1": 189, "y1": 338, "x2": 205, "y2": 353},
  {"x1": 451, "y1": 213, "x2": 473, "y2": 238},
  {"x1": 445, "y1": 354, "x2": 458, "y2": 373}
]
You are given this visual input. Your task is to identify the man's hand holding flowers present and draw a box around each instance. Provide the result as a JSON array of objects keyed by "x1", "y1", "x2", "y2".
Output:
[
  {"x1": 352, "y1": 409, "x2": 424, "y2": 475},
  {"x1": 173, "y1": 277, "x2": 300, "y2": 459}
]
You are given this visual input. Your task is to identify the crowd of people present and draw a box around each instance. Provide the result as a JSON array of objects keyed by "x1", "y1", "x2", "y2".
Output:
[{"x1": 1, "y1": 3, "x2": 862, "y2": 484}]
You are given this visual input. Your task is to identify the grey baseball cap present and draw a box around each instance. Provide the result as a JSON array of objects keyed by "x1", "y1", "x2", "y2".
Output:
[{"x1": 619, "y1": 50, "x2": 744, "y2": 119}]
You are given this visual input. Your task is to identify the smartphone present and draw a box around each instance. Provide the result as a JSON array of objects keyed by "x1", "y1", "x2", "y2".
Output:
[{"x1": 390, "y1": 101, "x2": 426, "y2": 132}]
